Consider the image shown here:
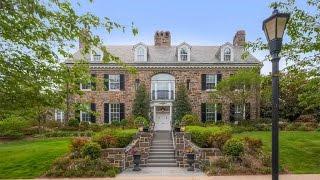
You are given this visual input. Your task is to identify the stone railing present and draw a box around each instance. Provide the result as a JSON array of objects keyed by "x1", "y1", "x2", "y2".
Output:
[
  {"x1": 174, "y1": 131, "x2": 221, "y2": 169},
  {"x1": 101, "y1": 124, "x2": 154, "y2": 171}
]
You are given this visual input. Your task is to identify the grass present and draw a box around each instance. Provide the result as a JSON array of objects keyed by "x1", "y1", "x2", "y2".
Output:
[
  {"x1": 235, "y1": 131, "x2": 320, "y2": 174},
  {"x1": 0, "y1": 138, "x2": 71, "y2": 179}
]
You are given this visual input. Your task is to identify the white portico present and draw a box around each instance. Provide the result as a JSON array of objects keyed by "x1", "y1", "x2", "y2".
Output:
[{"x1": 150, "y1": 73, "x2": 175, "y2": 131}]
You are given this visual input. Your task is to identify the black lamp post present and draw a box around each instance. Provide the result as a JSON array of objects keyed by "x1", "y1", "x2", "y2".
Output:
[{"x1": 262, "y1": 7, "x2": 290, "y2": 180}]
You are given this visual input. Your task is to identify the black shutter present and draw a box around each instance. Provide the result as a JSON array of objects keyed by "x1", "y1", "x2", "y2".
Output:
[
  {"x1": 75, "y1": 109, "x2": 80, "y2": 121},
  {"x1": 230, "y1": 103, "x2": 235, "y2": 122},
  {"x1": 187, "y1": 79, "x2": 190, "y2": 90},
  {"x1": 217, "y1": 103, "x2": 222, "y2": 121},
  {"x1": 91, "y1": 74, "x2": 96, "y2": 91},
  {"x1": 120, "y1": 103, "x2": 125, "y2": 121},
  {"x1": 104, "y1": 74, "x2": 109, "y2": 91},
  {"x1": 245, "y1": 103, "x2": 251, "y2": 120},
  {"x1": 104, "y1": 103, "x2": 109, "y2": 123},
  {"x1": 90, "y1": 103, "x2": 96, "y2": 123},
  {"x1": 201, "y1": 74, "x2": 206, "y2": 90},
  {"x1": 120, "y1": 74, "x2": 125, "y2": 90},
  {"x1": 201, "y1": 103, "x2": 206, "y2": 122},
  {"x1": 217, "y1": 73, "x2": 222, "y2": 84}
]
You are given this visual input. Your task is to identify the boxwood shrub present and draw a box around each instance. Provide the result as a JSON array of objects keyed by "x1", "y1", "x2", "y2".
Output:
[
  {"x1": 223, "y1": 137, "x2": 244, "y2": 157},
  {"x1": 93, "y1": 129, "x2": 137, "y2": 148},
  {"x1": 186, "y1": 125, "x2": 232, "y2": 149}
]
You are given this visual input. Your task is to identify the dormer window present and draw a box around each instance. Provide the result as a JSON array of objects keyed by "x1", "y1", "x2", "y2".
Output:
[
  {"x1": 137, "y1": 47, "x2": 145, "y2": 61},
  {"x1": 134, "y1": 43, "x2": 148, "y2": 62},
  {"x1": 180, "y1": 48, "x2": 188, "y2": 61},
  {"x1": 177, "y1": 43, "x2": 191, "y2": 62},
  {"x1": 224, "y1": 48, "x2": 231, "y2": 61},
  {"x1": 90, "y1": 48, "x2": 103, "y2": 61}
]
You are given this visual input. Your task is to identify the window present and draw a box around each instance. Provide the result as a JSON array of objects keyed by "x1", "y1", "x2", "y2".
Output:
[
  {"x1": 135, "y1": 79, "x2": 140, "y2": 90},
  {"x1": 235, "y1": 104, "x2": 242, "y2": 114},
  {"x1": 110, "y1": 104, "x2": 120, "y2": 122},
  {"x1": 206, "y1": 74, "x2": 217, "y2": 90},
  {"x1": 137, "y1": 47, "x2": 145, "y2": 61},
  {"x1": 180, "y1": 48, "x2": 188, "y2": 61},
  {"x1": 186, "y1": 79, "x2": 190, "y2": 90},
  {"x1": 224, "y1": 48, "x2": 231, "y2": 61},
  {"x1": 91, "y1": 49, "x2": 103, "y2": 61},
  {"x1": 109, "y1": 75, "x2": 120, "y2": 90},
  {"x1": 80, "y1": 83, "x2": 91, "y2": 91},
  {"x1": 55, "y1": 110, "x2": 64, "y2": 122},
  {"x1": 206, "y1": 104, "x2": 217, "y2": 121},
  {"x1": 80, "y1": 105, "x2": 91, "y2": 122}
]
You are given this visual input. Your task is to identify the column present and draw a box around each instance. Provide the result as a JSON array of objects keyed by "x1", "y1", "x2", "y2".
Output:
[
  {"x1": 155, "y1": 83, "x2": 157, "y2": 100},
  {"x1": 169, "y1": 105, "x2": 172, "y2": 123},
  {"x1": 153, "y1": 106, "x2": 156, "y2": 122},
  {"x1": 168, "y1": 81, "x2": 171, "y2": 100}
]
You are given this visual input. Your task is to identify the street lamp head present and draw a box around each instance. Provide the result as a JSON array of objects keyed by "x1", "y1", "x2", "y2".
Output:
[{"x1": 262, "y1": 7, "x2": 290, "y2": 56}]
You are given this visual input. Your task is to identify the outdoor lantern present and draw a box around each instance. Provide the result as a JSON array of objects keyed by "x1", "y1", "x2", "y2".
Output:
[
  {"x1": 262, "y1": 8, "x2": 290, "y2": 55},
  {"x1": 262, "y1": 7, "x2": 290, "y2": 180}
]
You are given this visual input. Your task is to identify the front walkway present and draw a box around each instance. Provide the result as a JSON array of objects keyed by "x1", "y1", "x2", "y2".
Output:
[
  {"x1": 118, "y1": 167, "x2": 205, "y2": 177},
  {"x1": 115, "y1": 174, "x2": 320, "y2": 180}
]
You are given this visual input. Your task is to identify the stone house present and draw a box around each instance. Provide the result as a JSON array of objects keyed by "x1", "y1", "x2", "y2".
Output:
[{"x1": 64, "y1": 30, "x2": 262, "y2": 130}]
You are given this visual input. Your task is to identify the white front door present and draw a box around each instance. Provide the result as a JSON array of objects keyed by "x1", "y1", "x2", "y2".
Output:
[{"x1": 154, "y1": 112, "x2": 171, "y2": 131}]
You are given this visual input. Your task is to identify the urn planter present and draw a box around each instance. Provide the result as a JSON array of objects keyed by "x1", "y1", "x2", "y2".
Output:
[{"x1": 186, "y1": 153, "x2": 195, "y2": 171}]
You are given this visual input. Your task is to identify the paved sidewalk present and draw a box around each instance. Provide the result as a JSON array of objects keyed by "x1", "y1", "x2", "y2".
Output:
[{"x1": 118, "y1": 167, "x2": 205, "y2": 177}]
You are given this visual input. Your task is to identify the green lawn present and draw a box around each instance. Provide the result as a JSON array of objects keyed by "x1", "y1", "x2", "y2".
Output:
[
  {"x1": 236, "y1": 131, "x2": 320, "y2": 174},
  {"x1": 0, "y1": 138, "x2": 71, "y2": 179}
]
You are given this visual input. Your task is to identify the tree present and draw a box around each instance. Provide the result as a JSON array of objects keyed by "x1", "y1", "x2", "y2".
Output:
[
  {"x1": 0, "y1": 0, "x2": 137, "y2": 120},
  {"x1": 132, "y1": 84, "x2": 150, "y2": 119},
  {"x1": 172, "y1": 84, "x2": 192, "y2": 124},
  {"x1": 211, "y1": 69, "x2": 261, "y2": 121}
]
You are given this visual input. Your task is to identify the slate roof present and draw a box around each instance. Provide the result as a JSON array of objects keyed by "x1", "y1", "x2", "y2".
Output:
[{"x1": 68, "y1": 44, "x2": 261, "y2": 65}]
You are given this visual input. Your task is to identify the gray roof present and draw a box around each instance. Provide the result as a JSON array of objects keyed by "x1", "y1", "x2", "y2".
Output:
[{"x1": 68, "y1": 43, "x2": 261, "y2": 65}]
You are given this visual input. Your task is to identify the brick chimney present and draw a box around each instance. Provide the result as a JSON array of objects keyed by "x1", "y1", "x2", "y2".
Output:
[
  {"x1": 154, "y1": 31, "x2": 171, "y2": 47},
  {"x1": 233, "y1": 30, "x2": 246, "y2": 46}
]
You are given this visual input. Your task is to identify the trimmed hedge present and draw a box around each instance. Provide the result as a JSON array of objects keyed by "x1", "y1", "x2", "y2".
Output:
[
  {"x1": 93, "y1": 129, "x2": 137, "y2": 148},
  {"x1": 223, "y1": 137, "x2": 244, "y2": 156},
  {"x1": 186, "y1": 125, "x2": 232, "y2": 149},
  {"x1": 0, "y1": 117, "x2": 30, "y2": 138}
]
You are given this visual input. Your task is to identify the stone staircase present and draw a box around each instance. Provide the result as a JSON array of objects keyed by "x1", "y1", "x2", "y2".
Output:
[{"x1": 147, "y1": 131, "x2": 177, "y2": 167}]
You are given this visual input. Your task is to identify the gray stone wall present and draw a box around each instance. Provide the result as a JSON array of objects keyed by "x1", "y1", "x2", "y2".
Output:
[
  {"x1": 174, "y1": 131, "x2": 221, "y2": 169},
  {"x1": 100, "y1": 124, "x2": 154, "y2": 170}
]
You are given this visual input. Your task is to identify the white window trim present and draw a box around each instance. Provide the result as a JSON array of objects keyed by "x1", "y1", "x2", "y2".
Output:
[
  {"x1": 108, "y1": 74, "x2": 120, "y2": 91},
  {"x1": 178, "y1": 45, "x2": 191, "y2": 62},
  {"x1": 206, "y1": 104, "x2": 218, "y2": 122},
  {"x1": 80, "y1": 111, "x2": 91, "y2": 123},
  {"x1": 205, "y1": 74, "x2": 217, "y2": 91},
  {"x1": 221, "y1": 46, "x2": 234, "y2": 62},
  {"x1": 134, "y1": 45, "x2": 147, "y2": 62},
  {"x1": 90, "y1": 48, "x2": 103, "y2": 62},
  {"x1": 80, "y1": 83, "x2": 91, "y2": 91},
  {"x1": 108, "y1": 103, "x2": 120, "y2": 123},
  {"x1": 55, "y1": 109, "x2": 64, "y2": 122}
]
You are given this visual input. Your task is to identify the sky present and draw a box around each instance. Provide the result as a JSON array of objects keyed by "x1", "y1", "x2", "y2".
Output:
[{"x1": 73, "y1": 0, "x2": 292, "y2": 75}]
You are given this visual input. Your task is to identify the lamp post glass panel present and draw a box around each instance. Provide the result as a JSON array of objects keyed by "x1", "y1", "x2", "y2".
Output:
[{"x1": 262, "y1": 7, "x2": 290, "y2": 180}]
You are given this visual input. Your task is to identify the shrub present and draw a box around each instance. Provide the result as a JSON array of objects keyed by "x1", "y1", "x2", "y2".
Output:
[
  {"x1": 79, "y1": 121, "x2": 90, "y2": 131},
  {"x1": 186, "y1": 125, "x2": 232, "y2": 149},
  {"x1": 296, "y1": 114, "x2": 317, "y2": 123},
  {"x1": 70, "y1": 137, "x2": 90, "y2": 155},
  {"x1": 93, "y1": 129, "x2": 137, "y2": 148},
  {"x1": 223, "y1": 137, "x2": 244, "y2": 157},
  {"x1": 0, "y1": 116, "x2": 30, "y2": 138},
  {"x1": 181, "y1": 114, "x2": 200, "y2": 126},
  {"x1": 134, "y1": 116, "x2": 149, "y2": 127},
  {"x1": 67, "y1": 119, "x2": 79, "y2": 127},
  {"x1": 81, "y1": 142, "x2": 101, "y2": 159},
  {"x1": 46, "y1": 156, "x2": 120, "y2": 177},
  {"x1": 43, "y1": 130, "x2": 94, "y2": 138},
  {"x1": 243, "y1": 137, "x2": 263, "y2": 153}
]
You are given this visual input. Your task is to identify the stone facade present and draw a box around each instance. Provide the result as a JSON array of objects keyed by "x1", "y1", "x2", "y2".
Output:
[{"x1": 74, "y1": 67, "x2": 260, "y2": 124}]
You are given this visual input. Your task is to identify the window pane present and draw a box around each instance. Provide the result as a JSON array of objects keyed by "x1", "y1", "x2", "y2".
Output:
[
  {"x1": 206, "y1": 104, "x2": 216, "y2": 121},
  {"x1": 206, "y1": 75, "x2": 216, "y2": 90},
  {"x1": 109, "y1": 75, "x2": 120, "y2": 90},
  {"x1": 110, "y1": 104, "x2": 120, "y2": 122}
]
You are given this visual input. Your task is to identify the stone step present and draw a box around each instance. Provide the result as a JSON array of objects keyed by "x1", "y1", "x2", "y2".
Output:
[
  {"x1": 152, "y1": 141, "x2": 173, "y2": 144},
  {"x1": 148, "y1": 159, "x2": 176, "y2": 163},
  {"x1": 150, "y1": 149, "x2": 175, "y2": 153},
  {"x1": 148, "y1": 155, "x2": 175, "y2": 159},
  {"x1": 151, "y1": 146, "x2": 174, "y2": 150},
  {"x1": 149, "y1": 151, "x2": 175, "y2": 156},
  {"x1": 147, "y1": 162, "x2": 177, "y2": 167}
]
